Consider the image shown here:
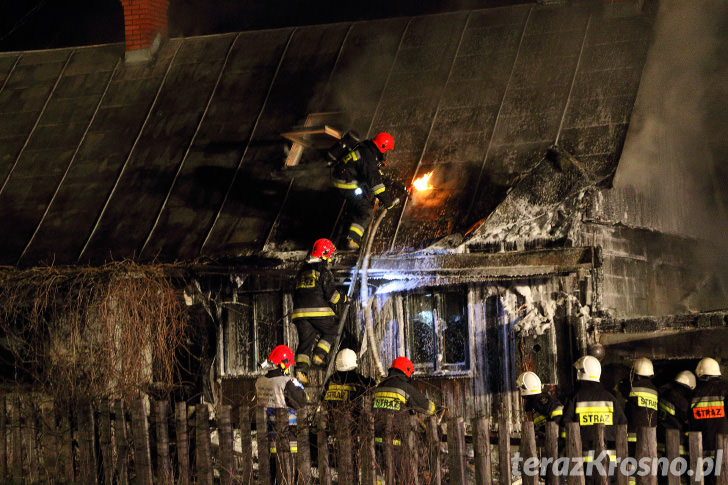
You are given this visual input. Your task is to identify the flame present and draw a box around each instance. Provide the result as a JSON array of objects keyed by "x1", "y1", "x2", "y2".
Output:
[{"x1": 412, "y1": 171, "x2": 434, "y2": 191}]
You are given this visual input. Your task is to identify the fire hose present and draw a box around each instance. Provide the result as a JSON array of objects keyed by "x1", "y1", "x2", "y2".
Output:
[{"x1": 322, "y1": 194, "x2": 403, "y2": 383}]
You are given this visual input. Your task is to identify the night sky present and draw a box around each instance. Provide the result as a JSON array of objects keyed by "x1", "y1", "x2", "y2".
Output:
[{"x1": 0, "y1": 0, "x2": 526, "y2": 52}]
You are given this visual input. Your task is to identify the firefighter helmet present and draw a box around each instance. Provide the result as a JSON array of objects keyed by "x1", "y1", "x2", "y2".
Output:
[
  {"x1": 633, "y1": 357, "x2": 654, "y2": 378},
  {"x1": 311, "y1": 238, "x2": 336, "y2": 261},
  {"x1": 696, "y1": 357, "x2": 721, "y2": 379},
  {"x1": 574, "y1": 355, "x2": 601, "y2": 382},
  {"x1": 373, "y1": 132, "x2": 394, "y2": 154},
  {"x1": 268, "y1": 345, "x2": 294, "y2": 370},
  {"x1": 335, "y1": 348, "x2": 358, "y2": 372},
  {"x1": 391, "y1": 356, "x2": 414, "y2": 378},
  {"x1": 674, "y1": 370, "x2": 697, "y2": 390},
  {"x1": 516, "y1": 371, "x2": 542, "y2": 396}
]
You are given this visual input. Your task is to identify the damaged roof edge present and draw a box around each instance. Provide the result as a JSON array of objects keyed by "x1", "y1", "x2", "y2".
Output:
[{"x1": 366, "y1": 246, "x2": 595, "y2": 281}]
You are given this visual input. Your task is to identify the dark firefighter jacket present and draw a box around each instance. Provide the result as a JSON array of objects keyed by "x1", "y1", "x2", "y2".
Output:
[
  {"x1": 689, "y1": 377, "x2": 728, "y2": 453},
  {"x1": 372, "y1": 368, "x2": 436, "y2": 415},
  {"x1": 625, "y1": 376, "x2": 659, "y2": 442},
  {"x1": 562, "y1": 380, "x2": 628, "y2": 446},
  {"x1": 255, "y1": 368, "x2": 308, "y2": 453},
  {"x1": 291, "y1": 259, "x2": 342, "y2": 321},
  {"x1": 323, "y1": 370, "x2": 377, "y2": 406},
  {"x1": 332, "y1": 139, "x2": 394, "y2": 208},
  {"x1": 524, "y1": 393, "x2": 564, "y2": 430},
  {"x1": 658, "y1": 380, "x2": 692, "y2": 434}
]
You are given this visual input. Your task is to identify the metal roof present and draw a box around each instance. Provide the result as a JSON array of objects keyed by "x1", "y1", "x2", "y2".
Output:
[{"x1": 0, "y1": 2, "x2": 652, "y2": 266}]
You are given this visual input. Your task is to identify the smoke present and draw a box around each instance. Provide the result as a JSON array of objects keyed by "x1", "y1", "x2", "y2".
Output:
[{"x1": 614, "y1": 0, "x2": 728, "y2": 242}]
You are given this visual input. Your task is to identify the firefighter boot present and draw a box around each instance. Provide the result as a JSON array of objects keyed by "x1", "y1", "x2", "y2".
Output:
[
  {"x1": 312, "y1": 347, "x2": 329, "y2": 367},
  {"x1": 295, "y1": 363, "x2": 310, "y2": 385}
]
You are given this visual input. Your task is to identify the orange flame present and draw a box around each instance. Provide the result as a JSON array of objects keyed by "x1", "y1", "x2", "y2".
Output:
[{"x1": 412, "y1": 171, "x2": 435, "y2": 191}]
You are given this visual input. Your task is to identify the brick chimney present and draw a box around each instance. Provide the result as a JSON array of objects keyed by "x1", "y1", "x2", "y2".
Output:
[{"x1": 120, "y1": 0, "x2": 169, "y2": 62}]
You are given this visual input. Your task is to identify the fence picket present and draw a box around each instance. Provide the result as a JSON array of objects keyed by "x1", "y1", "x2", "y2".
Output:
[
  {"x1": 98, "y1": 400, "x2": 113, "y2": 485},
  {"x1": 131, "y1": 399, "x2": 153, "y2": 484},
  {"x1": 498, "y1": 416, "x2": 512, "y2": 485},
  {"x1": 295, "y1": 406, "x2": 312, "y2": 484},
  {"x1": 636, "y1": 426, "x2": 657, "y2": 485},
  {"x1": 448, "y1": 416, "x2": 466, "y2": 485},
  {"x1": 274, "y1": 407, "x2": 294, "y2": 483},
  {"x1": 361, "y1": 397, "x2": 376, "y2": 485},
  {"x1": 665, "y1": 428, "x2": 681, "y2": 485},
  {"x1": 77, "y1": 401, "x2": 96, "y2": 483},
  {"x1": 717, "y1": 434, "x2": 728, "y2": 485},
  {"x1": 336, "y1": 408, "x2": 354, "y2": 484},
  {"x1": 616, "y1": 423, "x2": 629, "y2": 485},
  {"x1": 175, "y1": 402, "x2": 191, "y2": 485},
  {"x1": 521, "y1": 421, "x2": 538, "y2": 485},
  {"x1": 545, "y1": 421, "x2": 559, "y2": 485},
  {"x1": 566, "y1": 421, "x2": 585, "y2": 485},
  {"x1": 256, "y1": 405, "x2": 272, "y2": 485},
  {"x1": 195, "y1": 403, "x2": 214, "y2": 485},
  {"x1": 239, "y1": 403, "x2": 253, "y2": 484},
  {"x1": 113, "y1": 401, "x2": 128, "y2": 484},
  {"x1": 473, "y1": 417, "x2": 491, "y2": 485},
  {"x1": 155, "y1": 401, "x2": 173, "y2": 483},
  {"x1": 218, "y1": 405, "x2": 235, "y2": 484}
]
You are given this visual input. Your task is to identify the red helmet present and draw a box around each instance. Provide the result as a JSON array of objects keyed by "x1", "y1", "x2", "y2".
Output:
[
  {"x1": 391, "y1": 356, "x2": 414, "y2": 378},
  {"x1": 373, "y1": 132, "x2": 394, "y2": 154},
  {"x1": 268, "y1": 345, "x2": 294, "y2": 370},
  {"x1": 311, "y1": 238, "x2": 336, "y2": 261}
]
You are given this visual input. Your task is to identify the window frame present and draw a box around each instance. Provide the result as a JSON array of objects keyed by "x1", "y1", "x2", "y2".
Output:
[
  {"x1": 402, "y1": 285, "x2": 473, "y2": 377},
  {"x1": 221, "y1": 288, "x2": 287, "y2": 377}
]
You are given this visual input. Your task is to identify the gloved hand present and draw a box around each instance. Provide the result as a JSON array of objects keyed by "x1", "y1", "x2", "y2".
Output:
[{"x1": 386, "y1": 198, "x2": 401, "y2": 210}]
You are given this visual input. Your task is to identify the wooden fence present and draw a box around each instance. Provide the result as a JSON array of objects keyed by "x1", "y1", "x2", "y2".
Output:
[{"x1": 0, "y1": 394, "x2": 727, "y2": 484}]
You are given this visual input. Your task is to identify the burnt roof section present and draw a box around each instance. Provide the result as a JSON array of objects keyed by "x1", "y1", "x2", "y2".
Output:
[{"x1": 0, "y1": 2, "x2": 652, "y2": 267}]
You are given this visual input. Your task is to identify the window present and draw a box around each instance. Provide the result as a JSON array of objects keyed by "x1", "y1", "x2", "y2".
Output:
[
  {"x1": 405, "y1": 288, "x2": 469, "y2": 374},
  {"x1": 223, "y1": 291, "x2": 284, "y2": 376}
]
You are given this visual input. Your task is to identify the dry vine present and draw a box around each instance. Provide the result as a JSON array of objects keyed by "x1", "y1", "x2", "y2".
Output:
[{"x1": 0, "y1": 261, "x2": 189, "y2": 406}]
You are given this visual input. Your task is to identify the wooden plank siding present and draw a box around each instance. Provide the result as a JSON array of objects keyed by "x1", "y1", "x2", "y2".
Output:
[{"x1": 220, "y1": 267, "x2": 588, "y2": 424}]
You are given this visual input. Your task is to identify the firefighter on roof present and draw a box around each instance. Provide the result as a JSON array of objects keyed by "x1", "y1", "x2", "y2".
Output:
[
  {"x1": 291, "y1": 238, "x2": 345, "y2": 384},
  {"x1": 517, "y1": 371, "x2": 564, "y2": 435},
  {"x1": 330, "y1": 132, "x2": 399, "y2": 250},
  {"x1": 689, "y1": 357, "x2": 728, "y2": 456},
  {"x1": 562, "y1": 355, "x2": 627, "y2": 469}
]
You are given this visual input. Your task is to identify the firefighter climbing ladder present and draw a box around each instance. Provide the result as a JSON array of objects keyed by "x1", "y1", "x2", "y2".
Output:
[{"x1": 322, "y1": 199, "x2": 392, "y2": 383}]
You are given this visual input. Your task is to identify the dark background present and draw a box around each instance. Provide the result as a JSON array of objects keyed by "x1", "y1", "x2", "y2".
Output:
[{"x1": 0, "y1": 0, "x2": 527, "y2": 52}]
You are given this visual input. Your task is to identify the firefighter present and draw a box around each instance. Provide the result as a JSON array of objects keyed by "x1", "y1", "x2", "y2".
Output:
[
  {"x1": 625, "y1": 357, "x2": 659, "y2": 448},
  {"x1": 689, "y1": 358, "x2": 728, "y2": 456},
  {"x1": 657, "y1": 370, "x2": 695, "y2": 455},
  {"x1": 321, "y1": 348, "x2": 377, "y2": 475},
  {"x1": 322, "y1": 348, "x2": 377, "y2": 413},
  {"x1": 291, "y1": 238, "x2": 345, "y2": 384},
  {"x1": 331, "y1": 132, "x2": 399, "y2": 250},
  {"x1": 255, "y1": 345, "x2": 309, "y2": 479},
  {"x1": 372, "y1": 357, "x2": 436, "y2": 484},
  {"x1": 562, "y1": 355, "x2": 627, "y2": 476},
  {"x1": 516, "y1": 371, "x2": 564, "y2": 435}
]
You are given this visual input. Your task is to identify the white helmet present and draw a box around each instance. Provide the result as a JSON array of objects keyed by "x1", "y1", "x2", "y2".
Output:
[
  {"x1": 574, "y1": 355, "x2": 601, "y2": 382},
  {"x1": 674, "y1": 370, "x2": 697, "y2": 390},
  {"x1": 335, "y1": 348, "x2": 358, "y2": 372},
  {"x1": 633, "y1": 357, "x2": 654, "y2": 378},
  {"x1": 516, "y1": 371, "x2": 542, "y2": 396},
  {"x1": 696, "y1": 357, "x2": 721, "y2": 379}
]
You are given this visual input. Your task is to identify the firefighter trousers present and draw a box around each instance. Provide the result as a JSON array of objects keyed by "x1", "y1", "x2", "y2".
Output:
[
  {"x1": 338, "y1": 187, "x2": 374, "y2": 247},
  {"x1": 294, "y1": 316, "x2": 337, "y2": 368}
]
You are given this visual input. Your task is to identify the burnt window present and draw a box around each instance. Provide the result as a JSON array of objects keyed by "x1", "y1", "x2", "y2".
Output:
[
  {"x1": 223, "y1": 291, "x2": 285, "y2": 376},
  {"x1": 405, "y1": 288, "x2": 469, "y2": 374}
]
